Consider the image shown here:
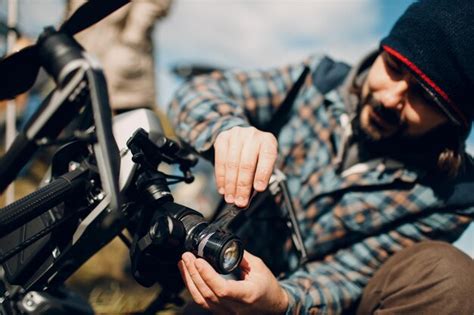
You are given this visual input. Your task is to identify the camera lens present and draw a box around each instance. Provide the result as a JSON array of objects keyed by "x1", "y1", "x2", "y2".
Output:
[
  {"x1": 178, "y1": 209, "x2": 243, "y2": 274},
  {"x1": 221, "y1": 239, "x2": 241, "y2": 271},
  {"x1": 197, "y1": 230, "x2": 243, "y2": 274}
]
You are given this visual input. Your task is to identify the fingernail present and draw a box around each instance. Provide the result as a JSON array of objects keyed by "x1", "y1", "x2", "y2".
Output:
[
  {"x1": 225, "y1": 194, "x2": 234, "y2": 203},
  {"x1": 255, "y1": 180, "x2": 266, "y2": 191},
  {"x1": 218, "y1": 187, "x2": 225, "y2": 194},
  {"x1": 236, "y1": 196, "x2": 247, "y2": 207},
  {"x1": 182, "y1": 252, "x2": 192, "y2": 264}
]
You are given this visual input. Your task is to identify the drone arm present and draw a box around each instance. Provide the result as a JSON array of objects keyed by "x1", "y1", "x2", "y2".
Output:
[
  {"x1": 0, "y1": 168, "x2": 89, "y2": 239},
  {"x1": 86, "y1": 65, "x2": 121, "y2": 215}
]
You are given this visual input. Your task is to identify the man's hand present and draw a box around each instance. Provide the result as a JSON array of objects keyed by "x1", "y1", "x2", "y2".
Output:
[
  {"x1": 178, "y1": 251, "x2": 289, "y2": 315},
  {"x1": 214, "y1": 126, "x2": 278, "y2": 207}
]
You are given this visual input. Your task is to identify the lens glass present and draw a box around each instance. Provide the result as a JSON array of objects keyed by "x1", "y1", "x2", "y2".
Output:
[{"x1": 222, "y1": 240, "x2": 240, "y2": 271}]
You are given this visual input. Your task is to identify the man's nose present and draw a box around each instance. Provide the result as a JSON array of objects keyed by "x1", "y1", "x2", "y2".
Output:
[{"x1": 379, "y1": 79, "x2": 408, "y2": 109}]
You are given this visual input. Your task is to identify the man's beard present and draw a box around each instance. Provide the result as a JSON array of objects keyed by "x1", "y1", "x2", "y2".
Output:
[
  {"x1": 354, "y1": 94, "x2": 452, "y2": 165},
  {"x1": 358, "y1": 93, "x2": 406, "y2": 141}
]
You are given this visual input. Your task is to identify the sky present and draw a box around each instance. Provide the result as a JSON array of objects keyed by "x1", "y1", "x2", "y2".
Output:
[
  {"x1": 0, "y1": 0, "x2": 472, "y2": 256},
  {"x1": 156, "y1": 0, "x2": 413, "y2": 105}
]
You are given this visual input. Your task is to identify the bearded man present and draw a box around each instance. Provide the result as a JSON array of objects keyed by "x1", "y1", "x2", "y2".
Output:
[{"x1": 169, "y1": 0, "x2": 474, "y2": 313}]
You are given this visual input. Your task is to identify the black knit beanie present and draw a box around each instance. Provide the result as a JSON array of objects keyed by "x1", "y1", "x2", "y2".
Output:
[{"x1": 380, "y1": 0, "x2": 474, "y2": 134}]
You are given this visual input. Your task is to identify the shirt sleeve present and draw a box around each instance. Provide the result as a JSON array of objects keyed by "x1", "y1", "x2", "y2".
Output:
[
  {"x1": 168, "y1": 56, "x2": 320, "y2": 154},
  {"x1": 279, "y1": 210, "x2": 472, "y2": 314}
]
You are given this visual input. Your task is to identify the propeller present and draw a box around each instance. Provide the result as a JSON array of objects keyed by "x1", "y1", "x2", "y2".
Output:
[{"x1": 0, "y1": 0, "x2": 130, "y2": 100}]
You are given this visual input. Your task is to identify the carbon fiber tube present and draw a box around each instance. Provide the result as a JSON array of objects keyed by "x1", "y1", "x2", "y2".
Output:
[{"x1": 0, "y1": 168, "x2": 88, "y2": 238}]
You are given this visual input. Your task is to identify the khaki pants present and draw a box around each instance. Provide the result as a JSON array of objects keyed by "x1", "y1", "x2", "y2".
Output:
[{"x1": 356, "y1": 241, "x2": 474, "y2": 315}]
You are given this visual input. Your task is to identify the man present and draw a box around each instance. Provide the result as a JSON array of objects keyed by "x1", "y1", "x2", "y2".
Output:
[{"x1": 169, "y1": 0, "x2": 474, "y2": 313}]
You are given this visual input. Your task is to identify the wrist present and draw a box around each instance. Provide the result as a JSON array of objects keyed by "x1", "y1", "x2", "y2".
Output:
[{"x1": 275, "y1": 286, "x2": 290, "y2": 314}]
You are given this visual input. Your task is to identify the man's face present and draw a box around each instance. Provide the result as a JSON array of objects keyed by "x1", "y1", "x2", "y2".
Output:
[{"x1": 359, "y1": 51, "x2": 448, "y2": 141}]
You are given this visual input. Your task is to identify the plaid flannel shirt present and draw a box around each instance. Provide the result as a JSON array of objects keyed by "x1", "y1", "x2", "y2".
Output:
[{"x1": 169, "y1": 53, "x2": 474, "y2": 314}]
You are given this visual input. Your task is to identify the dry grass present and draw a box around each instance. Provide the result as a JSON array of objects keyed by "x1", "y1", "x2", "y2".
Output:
[{"x1": 66, "y1": 238, "x2": 184, "y2": 314}]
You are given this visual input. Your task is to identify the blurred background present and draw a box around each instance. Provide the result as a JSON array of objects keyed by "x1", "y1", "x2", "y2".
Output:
[{"x1": 0, "y1": 0, "x2": 472, "y2": 313}]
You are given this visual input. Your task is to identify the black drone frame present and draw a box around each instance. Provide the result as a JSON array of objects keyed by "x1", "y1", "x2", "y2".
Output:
[{"x1": 0, "y1": 1, "x2": 309, "y2": 313}]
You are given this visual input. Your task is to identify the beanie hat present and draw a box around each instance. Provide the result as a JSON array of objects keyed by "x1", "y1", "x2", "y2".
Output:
[{"x1": 380, "y1": 0, "x2": 474, "y2": 132}]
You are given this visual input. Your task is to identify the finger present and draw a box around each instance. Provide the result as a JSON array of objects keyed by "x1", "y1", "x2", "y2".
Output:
[
  {"x1": 241, "y1": 250, "x2": 264, "y2": 268},
  {"x1": 178, "y1": 259, "x2": 210, "y2": 309},
  {"x1": 235, "y1": 138, "x2": 260, "y2": 207},
  {"x1": 214, "y1": 131, "x2": 230, "y2": 195},
  {"x1": 224, "y1": 128, "x2": 243, "y2": 203},
  {"x1": 237, "y1": 251, "x2": 260, "y2": 277},
  {"x1": 254, "y1": 134, "x2": 277, "y2": 191},
  {"x1": 180, "y1": 258, "x2": 233, "y2": 315},
  {"x1": 195, "y1": 257, "x2": 253, "y2": 302},
  {"x1": 239, "y1": 250, "x2": 252, "y2": 271},
  {"x1": 182, "y1": 252, "x2": 220, "y2": 304}
]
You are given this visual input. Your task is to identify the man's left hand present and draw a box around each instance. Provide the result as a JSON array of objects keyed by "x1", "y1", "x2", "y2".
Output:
[{"x1": 178, "y1": 250, "x2": 289, "y2": 315}]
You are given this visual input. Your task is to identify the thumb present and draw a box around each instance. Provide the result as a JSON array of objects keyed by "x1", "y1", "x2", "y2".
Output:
[
  {"x1": 242, "y1": 250, "x2": 262, "y2": 263},
  {"x1": 240, "y1": 250, "x2": 266, "y2": 272}
]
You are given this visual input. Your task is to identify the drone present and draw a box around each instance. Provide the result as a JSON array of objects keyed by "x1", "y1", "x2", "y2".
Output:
[{"x1": 0, "y1": 1, "x2": 306, "y2": 314}]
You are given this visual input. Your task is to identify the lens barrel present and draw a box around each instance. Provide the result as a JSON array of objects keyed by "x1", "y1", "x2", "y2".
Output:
[
  {"x1": 150, "y1": 202, "x2": 244, "y2": 275},
  {"x1": 197, "y1": 230, "x2": 243, "y2": 274}
]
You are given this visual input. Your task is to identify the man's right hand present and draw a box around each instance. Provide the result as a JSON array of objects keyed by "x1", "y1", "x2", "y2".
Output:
[{"x1": 213, "y1": 126, "x2": 278, "y2": 207}]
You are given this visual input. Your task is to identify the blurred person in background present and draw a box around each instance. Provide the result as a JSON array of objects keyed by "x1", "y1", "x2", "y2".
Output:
[
  {"x1": 170, "y1": 0, "x2": 474, "y2": 314},
  {"x1": 66, "y1": 0, "x2": 172, "y2": 114}
]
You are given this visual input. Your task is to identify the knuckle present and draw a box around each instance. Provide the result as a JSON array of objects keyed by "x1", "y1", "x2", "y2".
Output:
[
  {"x1": 226, "y1": 160, "x2": 239, "y2": 170},
  {"x1": 237, "y1": 175, "x2": 252, "y2": 189},
  {"x1": 258, "y1": 163, "x2": 274, "y2": 175},
  {"x1": 258, "y1": 169, "x2": 274, "y2": 180},
  {"x1": 225, "y1": 181, "x2": 236, "y2": 190},
  {"x1": 263, "y1": 133, "x2": 278, "y2": 146},
  {"x1": 261, "y1": 143, "x2": 277, "y2": 154},
  {"x1": 247, "y1": 126, "x2": 257, "y2": 134},
  {"x1": 236, "y1": 183, "x2": 250, "y2": 196},
  {"x1": 239, "y1": 161, "x2": 255, "y2": 171},
  {"x1": 216, "y1": 163, "x2": 225, "y2": 171},
  {"x1": 230, "y1": 127, "x2": 241, "y2": 136},
  {"x1": 216, "y1": 131, "x2": 229, "y2": 143},
  {"x1": 260, "y1": 147, "x2": 277, "y2": 160}
]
